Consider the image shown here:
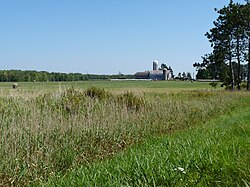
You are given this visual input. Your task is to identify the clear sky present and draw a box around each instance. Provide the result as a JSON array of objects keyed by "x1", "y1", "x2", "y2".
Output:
[{"x1": 0, "y1": 0, "x2": 246, "y2": 75}]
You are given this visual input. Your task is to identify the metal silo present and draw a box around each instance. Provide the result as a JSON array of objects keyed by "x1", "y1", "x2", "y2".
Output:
[
  {"x1": 163, "y1": 68, "x2": 168, "y2": 80},
  {"x1": 153, "y1": 60, "x2": 158, "y2": 70}
]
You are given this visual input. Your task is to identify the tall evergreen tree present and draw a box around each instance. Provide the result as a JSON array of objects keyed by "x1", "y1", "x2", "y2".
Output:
[
  {"x1": 194, "y1": 0, "x2": 249, "y2": 90},
  {"x1": 245, "y1": 0, "x2": 250, "y2": 90}
]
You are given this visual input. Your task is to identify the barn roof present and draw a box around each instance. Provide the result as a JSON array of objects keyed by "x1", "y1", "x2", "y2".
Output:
[
  {"x1": 135, "y1": 71, "x2": 150, "y2": 79},
  {"x1": 149, "y1": 70, "x2": 163, "y2": 75},
  {"x1": 135, "y1": 71, "x2": 150, "y2": 76}
]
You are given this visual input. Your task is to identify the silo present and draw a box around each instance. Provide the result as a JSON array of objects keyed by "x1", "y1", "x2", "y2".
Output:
[
  {"x1": 153, "y1": 60, "x2": 158, "y2": 70},
  {"x1": 163, "y1": 68, "x2": 168, "y2": 80}
]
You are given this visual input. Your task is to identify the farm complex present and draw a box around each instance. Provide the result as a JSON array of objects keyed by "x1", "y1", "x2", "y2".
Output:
[{"x1": 135, "y1": 60, "x2": 173, "y2": 80}]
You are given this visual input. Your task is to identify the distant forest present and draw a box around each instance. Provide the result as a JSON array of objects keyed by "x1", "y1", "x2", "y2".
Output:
[{"x1": 0, "y1": 70, "x2": 135, "y2": 82}]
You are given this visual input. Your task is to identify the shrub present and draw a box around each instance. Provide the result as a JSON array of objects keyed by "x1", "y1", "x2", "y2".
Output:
[
  {"x1": 209, "y1": 82, "x2": 218, "y2": 88},
  {"x1": 60, "y1": 88, "x2": 86, "y2": 115},
  {"x1": 117, "y1": 92, "x2": 145, "y2": 111},
  {"x1": 241, "y1": 82, "x2": 247, "y2": 89},
  {"x1": 85, "y1": 87, "x2": 110, "y2": 100}
]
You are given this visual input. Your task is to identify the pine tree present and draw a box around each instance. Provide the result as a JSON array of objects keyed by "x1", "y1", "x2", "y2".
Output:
[
  {"x1": 245, "y1": 0, "x2": 250, "y2": 90},
  {"x1": 194, "y1": 0, "x2": 249, "y2": 90}
]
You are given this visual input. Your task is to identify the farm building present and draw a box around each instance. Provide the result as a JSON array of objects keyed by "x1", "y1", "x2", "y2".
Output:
[
  {"x1": 135, "y1": 61, "x2": 172, "y2": 80},
  {"x1": 134, "y1": 72, "x2": 150, "y2": 79}
]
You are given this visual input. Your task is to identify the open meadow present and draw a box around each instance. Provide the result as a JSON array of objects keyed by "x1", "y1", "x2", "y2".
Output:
[
  {"x1": 0, "y1": 80, "x2": 212, "y2": 94},
  {"x1": 0, "y1": 81, "x2": 249, "y2": 186}
]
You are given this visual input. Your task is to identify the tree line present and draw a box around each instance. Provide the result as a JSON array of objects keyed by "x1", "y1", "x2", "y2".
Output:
[
  {"x1": 0, "y1": 70, "x2": 135, "y2": 82},
  {"x1": 175, "y1": 72, "x2": 192, "y2": 81},
  {"x1": 194, "y1": 0, "x2": 250, "y2": 90}
]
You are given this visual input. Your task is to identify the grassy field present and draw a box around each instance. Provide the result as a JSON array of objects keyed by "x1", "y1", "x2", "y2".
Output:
[
  {"x1": 44, "y1": 96, "x2": 250, "y2": 187},
  {"x1": 0, "y1": 81, "x2": 248, "y2": 186},
  {"x1": 0, "y1": 80, "x2": 212, "y2": 94}
]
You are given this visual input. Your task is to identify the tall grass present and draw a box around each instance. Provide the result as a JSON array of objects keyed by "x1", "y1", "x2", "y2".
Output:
[
  {"x1": 0, "y1": 87, "x2": 244, "y2": 186},
  {"x1": 45, "y1": 98, "x2": 250, "y2": 186}
]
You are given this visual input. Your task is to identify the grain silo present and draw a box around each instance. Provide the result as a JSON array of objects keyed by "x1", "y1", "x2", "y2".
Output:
[
  {"x1": 163, "y1": 68, "x2": 168, "y2": 80},
  {"x1": 153, "y1": 60, "x2": 158, "y2": 70}
]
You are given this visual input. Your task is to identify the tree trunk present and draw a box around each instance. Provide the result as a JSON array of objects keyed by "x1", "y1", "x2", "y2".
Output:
[
  {"x1": 247, "y1": 1, "x2": 250, "y2": 91},
  {"x1": 247, "y1": 37, "x2": 250, "y2": 90},
  {"x1": 229, "y1": 36, "x2": 235, "y2": 90},
  {"x1": 229, "y1": 57, "x2": 235, "y2": 90},
  {"x1": 236, "y1": 36, "x2": 241, "y2": 90}
]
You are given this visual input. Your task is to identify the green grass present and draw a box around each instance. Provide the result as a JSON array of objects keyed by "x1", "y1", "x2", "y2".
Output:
[
  {"x1": 43, "y1": 96, "x2": 250, "y2": 187},
  {"x1": 0, "y1": 81, "x2": 248, "y2": 186},
  {"x1": 0, "y1": 80, "x2": 212, "y2": 94}
]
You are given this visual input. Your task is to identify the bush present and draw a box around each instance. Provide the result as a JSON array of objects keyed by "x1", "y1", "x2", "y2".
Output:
[
  {"x1": 85, "y1": 87, "x2": 110, "y2": 100},
  {"x1": 60, "y1": 88, "x2": 86, "y2": 115},
  {"x1": 36, "y1": 88, "x2": 86, "y2": 115},
  {"x1": 117, "y1": 92, "x2": 145, "y2": 111},
  {"x1": 241, "y1": 82, "x2": 247, "y2": 89},
  {"x1": 209, "y1": 82, "x2": 218, "y2": 88}
]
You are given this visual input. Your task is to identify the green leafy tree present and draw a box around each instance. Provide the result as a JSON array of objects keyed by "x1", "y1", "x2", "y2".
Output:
[
  {"x1": 160, "y1": 63, "x2": 169, "y2": 70},
  {"x1": 168, "y1": 66, "x2": 174, "y2": 78},
  {"x1": 195, "y1": 69, "x2": 210, "y2": 79},
  {"x1": 187, "y1": 72, "x2": 192, "y2": 80},
  {"x1": 178, "y1": 72, "x2": 181, "y2": 80}
]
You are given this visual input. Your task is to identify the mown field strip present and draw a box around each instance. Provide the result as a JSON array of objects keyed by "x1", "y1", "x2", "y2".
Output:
[{"x1": 0, "y1": 81, "x2": 212, "y2": 94}]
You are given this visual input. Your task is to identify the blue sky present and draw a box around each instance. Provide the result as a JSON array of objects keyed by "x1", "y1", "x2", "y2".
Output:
[{"x1": 0, "y1": 0, "x2": 246, "y2": 75}]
